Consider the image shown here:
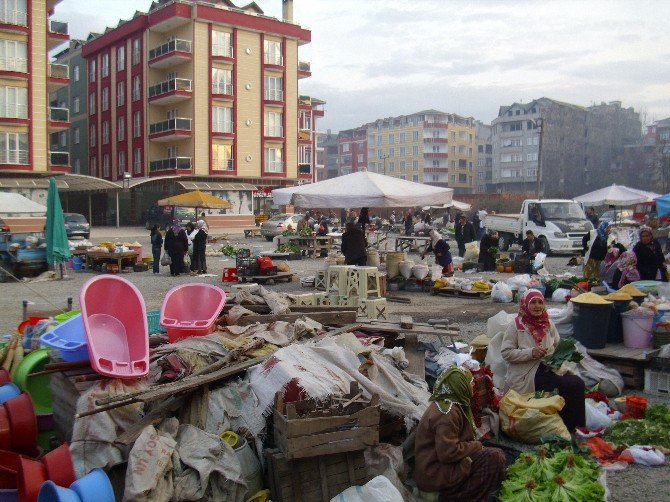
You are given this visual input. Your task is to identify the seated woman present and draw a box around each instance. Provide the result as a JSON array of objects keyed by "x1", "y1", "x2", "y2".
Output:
[
  {"x1": 633, "y1": 226, "x2": 668, "y2": 281},
  {"x1": 414, "y1": 366, "x2": 505, "y2": 501},
  {"x1": 478, "y1": 230, "x2": 498, "y2": 271},
  {"x1": 501, "y1": 290, "x2": 585, "y2": 432},
  {"x1": 422, "y1": 229, "x2": 453, "y2": 276},
  {"x1": 610, "y1": 250, "x2": 641, "y2": 290},
  {"x1": 599, "y1": 247, "x2": 621, "y2": 285}
]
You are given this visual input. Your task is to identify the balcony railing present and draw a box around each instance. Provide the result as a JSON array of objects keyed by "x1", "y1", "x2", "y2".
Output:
[
  {"x1": 264, "y1": 89, "x2": 283, "y2": 101},
  {"x1": 0, "y1": 9, "x2": 27, "y2": 26},
  {"x1": 298, "y1": 61, "x2": 310, "y2": 72},
  {"x1": 49, "y1": 20, "x2": 68, "y2": 35},
  {"x1": 423, "y1": 122, "x2": 448, "y2": 128},
  {"x1": 149, "y1": 157, "x2": 192, "y2": 172},
  {"x1": 212, "y1": 44, "x2": 233, "y2": 58},
  {"x1": 213, "y1": 159, "x2": 234, "y2": 171},
  {"x1": 149, "y1": 39, "x2": 192, "y2": 60},
  {"x1": 212, "y1": 82, "x2": 233, "y2": 95},
  {"x1": 49, "y1": 107, "x2": 69, "y2": 122},
  {"x1": 266, "y1": 161, "x2": 284, "y2": 172},
  {"x1": 264, "y1": 53, "x2": 283, "y2": 65},
  {"x1": 48, "y1": 63, "x2": 69, "y2": 79},
  {"x1": 0, "y1": 104, "x2": 27, "y2": 119},
  {"x1": 213, "y1": 122, "x2": 233, "y2": 134},
  {"x1": 0, "y1": 149, "x2": 27, "y2": 164},
  {"x1": 264, "y1": 125, "x2": 283, "y2": 137},
  {"x1": 298, "y1": 164, "x2": 311, "y2": 174},
  {"x1": 49, "y1": 151, "x2": 69, "y2": 166},
  {"x1": 149, "y1": 117, "x2": 192, "y2": 135},
  {"x1": 0, "y1": 56, "x2": 27, "y2": 73},
  {"x1": 423, "y1": 137, "x2": 448, "y2": 143},
  {"x1": 148, "y1": 78, "x2": 192, "y2": 98}
]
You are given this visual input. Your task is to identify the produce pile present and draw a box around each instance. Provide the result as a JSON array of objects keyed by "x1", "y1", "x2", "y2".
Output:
[
  {"x1": 276, "y1": 242, "x2": 300, "y2": 254},
  {"x1": 603, "y1": 403, "x2": 670, "y2": 449},
  {"x1": 543, "y1": 338, "x2": 584, "y2": 370},
  {"x1": 219, "y1": 245, "x2": 250, "y2": 257},
  {"x1": 500, "y1": 447, "x2": 604, "y2": 501}
]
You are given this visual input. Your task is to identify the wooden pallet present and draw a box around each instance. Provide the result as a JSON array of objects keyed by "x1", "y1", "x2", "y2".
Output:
[
  {"x1": 586, "y1": 344, "x2": 655, "y2": 389},
  {"x1": 238, "y1": 272, "x2": 293, "y2": 284},
  {"x1": 431, "y1": 287, "x2": 491, "y2": 299}
]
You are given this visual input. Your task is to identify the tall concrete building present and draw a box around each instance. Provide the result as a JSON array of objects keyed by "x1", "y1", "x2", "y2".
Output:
[
  {"x1": 337, "y1": 126, "x2": 366, "y2": 176},
  {"x1": 316, "y1": 129, "x2": 338, "y2": 180},
  {"x1": 81, "y1": 0, "x2": 316, "y2": 186},
  {"x1": 51, "y1": 38, "x2": 88, "y2": 174},
  {"x1": 491, "y1": 97, "x2": 641, "y2": 197},
  {"x1": 475, "y1": 121, "x2": 492, "y2": 193},
  {"x1": 0, "y1": 0, "x2": 70, "y2": 174}
]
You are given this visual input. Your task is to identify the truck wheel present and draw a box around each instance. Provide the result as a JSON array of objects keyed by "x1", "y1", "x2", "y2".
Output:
[
  {"x1": 538, "y1": 236, "x2": 550, "y2": 256},
  {"x1": 498, "y1": 234, "x2": 510, "y2": 251}
]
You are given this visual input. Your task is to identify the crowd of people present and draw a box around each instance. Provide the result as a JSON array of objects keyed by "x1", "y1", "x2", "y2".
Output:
[{"x1": 153, "y1": 213, "x2": 210, "y2": 276}]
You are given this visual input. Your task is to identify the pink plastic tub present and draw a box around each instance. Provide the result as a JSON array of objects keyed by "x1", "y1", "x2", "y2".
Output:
[
  {"x1": 80, "y1": 276, "x2": 149, "y2": 378},
  {"x1": 160, "y1": 283, "x2": 226, "y2": 342}
]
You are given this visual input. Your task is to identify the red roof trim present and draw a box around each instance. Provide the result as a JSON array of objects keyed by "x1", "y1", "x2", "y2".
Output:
[{"x1": 82, "y1": 16, "x2": 148, "y2": 57}]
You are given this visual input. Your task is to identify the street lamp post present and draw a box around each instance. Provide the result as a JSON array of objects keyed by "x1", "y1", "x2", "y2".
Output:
[
  {"x1": 381, "y1": 154, "x2": 389, "y2": 175},
  {"x1": 531, "y1": 117, "x2": 543, "y2": 198}
]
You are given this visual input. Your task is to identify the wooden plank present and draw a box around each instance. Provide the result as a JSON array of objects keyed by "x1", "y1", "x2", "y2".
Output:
[
  {"x1": 586, "y1": 344, "x2": 656, "y2": 362},
  {"x1": 400, "y1": 316, "x2": 414, "y2": 329},
  {"x1": 386, "y1": 295, "x2": 411, "y2": 304},
  {"x1": 404, "y1": 332, "x2": 425, "y2": 378},
  {"x1": 281, "y1": 427, "x2": 379, "y2": 459},
  {"x1": 222, "y1": 304, "x2": 358, "y2": 314},
  {"x1": 234, "y1": 310, "x2": 357, "y2": 326}
]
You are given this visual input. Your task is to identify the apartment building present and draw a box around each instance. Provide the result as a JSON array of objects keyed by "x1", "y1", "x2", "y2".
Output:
[
  {"x1": 81, "y1": 0, "x2": 313, "y2": 185},
  {"x1": 0, "y1": 0, "x2": 70, "y2": 173},
  {"x1": 316, "y1": 129, "x2": 338, "y2": 180},
  {"x1": 337, "y1": 126, "x2": 366, "y2": 175},
  {"x1": 474, "y1": 121, "x2": 492, "y2": 193},
  {"x1": 51, "y1": 38, "x2": 88, "y2": 174},
  {"x1": 623, "y1": 117, "x2": 670, "y2": 192},
  {"x1": 491, "y1": 97, "x2": 641, "y2": 197}
]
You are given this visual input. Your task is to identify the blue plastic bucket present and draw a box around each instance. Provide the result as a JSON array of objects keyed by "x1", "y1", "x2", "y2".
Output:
[{"x1": 72, "y1": 257, "x2": 84, "y2": 271}]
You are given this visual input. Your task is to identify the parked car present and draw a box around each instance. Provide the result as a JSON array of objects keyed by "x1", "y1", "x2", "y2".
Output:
[
  {"x1": 598, "y1": 209, "x2": 634, "y2": 225},
  {"x1": 64, "y1": 213, "x2": 90, "y2": 239},
  {"x1": 260, "y1": 213, "x2": 304, "y2": 241}
]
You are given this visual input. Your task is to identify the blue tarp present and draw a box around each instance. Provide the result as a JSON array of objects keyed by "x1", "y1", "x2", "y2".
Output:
[{"x1": 655, "y1": 194, "x2": 670, "y2": 217}]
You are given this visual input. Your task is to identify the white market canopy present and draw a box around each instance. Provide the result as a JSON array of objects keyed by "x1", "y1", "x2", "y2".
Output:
[
  {"x1": 423, "y1": 200, "x2": 472, "y2": 212},
  {"x1": 574, "y1": 184, "x2": 660, "y2": 207},
  {"x1": 0, "y1": 192, "x2": 47, "y2": 215},
  {"x1": 272, "y1": 171, "x2": 453, "y2": 208}
]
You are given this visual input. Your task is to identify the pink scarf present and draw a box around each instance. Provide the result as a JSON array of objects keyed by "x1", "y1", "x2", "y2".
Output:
[{"x1": 514, "y1": 289, "x2": 550, "y2": 344}]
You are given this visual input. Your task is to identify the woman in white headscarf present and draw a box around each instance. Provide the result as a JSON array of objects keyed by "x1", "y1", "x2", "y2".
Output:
[
  {"x1": 422, "y1": 229, "x2": 453, "y2": 276},
  {"x1": 191, "y1": 219, "x2": 208, "y2": 274}
]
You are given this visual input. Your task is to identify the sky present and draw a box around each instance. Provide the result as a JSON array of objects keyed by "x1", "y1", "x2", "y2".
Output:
[{"x1": 55, "y1": 0, "x2": 670, "y2": 132}]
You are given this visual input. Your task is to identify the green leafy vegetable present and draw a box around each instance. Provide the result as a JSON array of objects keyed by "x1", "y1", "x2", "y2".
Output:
[
  {"x1": 536, "y1": 474, "x2": 605, "y2": 502},
  {"x1": 544, "y1": 338, "x2": 584, "y2": 370},
  {"x1": 646, "y1": 403, "x2": 670, "y2": 425},
  {"x1": 603, "y1": 418, "x2": 670, "y2": 449}
]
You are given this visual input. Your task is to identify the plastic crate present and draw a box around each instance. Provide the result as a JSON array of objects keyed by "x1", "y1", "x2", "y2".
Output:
[
  {"x1": 147, "y1": 310, "x2": 166, "y2": 334},
  {"x1": 644, "y1": 369, "x2": 670, "y2": 397}
]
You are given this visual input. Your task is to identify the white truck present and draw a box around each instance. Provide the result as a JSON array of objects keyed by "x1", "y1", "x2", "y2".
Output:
[{"x1": 484, "y1": 199, "x2": 594, "y2": 254}]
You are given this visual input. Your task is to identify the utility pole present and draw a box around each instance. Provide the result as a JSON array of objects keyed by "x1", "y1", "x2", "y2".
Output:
[
  {"x1": 535, "y1": 117, "x2": 544, "y2": 199},
  {"x1": 381, "y1": 154, "x2": 389, "y2": 176}
]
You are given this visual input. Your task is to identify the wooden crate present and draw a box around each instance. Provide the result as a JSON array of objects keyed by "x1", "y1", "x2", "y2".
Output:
[
  {"x1": 265, "y1": 448, "x2": 369, "y2": 502},
  {"x1": 273, "y1": 382, "x2": 380, "y2": 460}
]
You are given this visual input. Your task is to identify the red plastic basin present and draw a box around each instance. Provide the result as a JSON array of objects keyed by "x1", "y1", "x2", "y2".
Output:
[
  {"x1": 17, "y1": 456, "x2": 46, "y2": 502},
  {"x1": 0, "y1": 450, "x2": 19, "y2": 489},
  {"x1": 41, "y1": 443, "x2": 75, "y2": 488},
  {"x1": 0, "y1": 408, "x2": 10, "y2": 452},
  {"x1": 4, "y1": 394, "x2": 38, "y2": 457}
]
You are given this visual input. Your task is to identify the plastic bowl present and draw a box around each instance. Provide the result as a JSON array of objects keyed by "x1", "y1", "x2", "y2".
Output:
[
  {"x1": 11, "y1": 349, "x2": 52, "y2": 415},
  {"x1": 4, "y1": 393, "x2": 38, "y2": 457},
  {"x1": 37, "y1": 480, "x2": 81, "y2": 502},
  {"x1": 0, "y1": 409, "x2": 10, "y2": 451},
  {"x1": 0, "y1": 488, "x2": 17, "y2": 501},
  {"x1": 0, "y1": 385, "x2": 20, "y2": 405},
  {"x1": 0, "y1": 371, "x2": 10, "y2": 386},
  {"x1": 70, "y1": 469, "x2": 114, "y2": 502},
  {"x1": 17, "y1": 318, "x2": 48, "y2": 335},
  {"x1": 0, "y1": 450, "x2": 20, "y2": 489},
  {"x1": 40, "y1": 315, "x2": 89, "y2": 363},
  {"x1": 42, "y1": 444, "x2": 75, "y2": 488},
  {"x1": 53, "y1": 310, "x2": 81, "y2": 324},
  {"x1": 17, "y1": 456, "x2": 47, "y2": 502}
]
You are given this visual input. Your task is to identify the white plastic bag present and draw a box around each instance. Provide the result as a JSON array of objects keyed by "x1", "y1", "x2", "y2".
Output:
[
  {"x1": 507, "y1": 274, "x2": 532, "y2": 291},
  {"x1": 551, "y1": 288, "x2": 571, "y2": 303},
  {"x1": 585, "y1": 399, "x2": 612, "y2": 430},
  {"x1": 431, "y1": 264, "x2": 443, "y2": 281},
  {"x1": 183, "y1": 253, "x2": 191, "y2": 268},
  {"x1": 463, "y1": 241, "x2": 479, "y2": 262},
  {"x1": 330, "y1": 475, "x2": 404, "y2": 502},
  {"x1": 533, "y1": 252, "x2": 547, "y2": 270},
  {"x1": 624, "y1": 446, "x2": 666, "y2": 466},
  {"x1": 160, "y1": 252, "x2": 171, "y2": 266},
  {"x1": 491, "y1": 282, "x2": 514, "y2": 303},
  {"x1": 548, "y1": 303, "x2": 574, "y2": 337},
  {"x1": 485, "y1": 332, "x2": 507, "y2": 390}
]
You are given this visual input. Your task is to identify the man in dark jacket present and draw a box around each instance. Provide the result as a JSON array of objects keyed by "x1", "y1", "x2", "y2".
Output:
[
  {"x1": 455, "y1": 215, "x2": 476, "y2": 258},
  {"x1": 341, "y1": 221, "x2": 367, "y2": 266},
  {"x1": 521, "y1": 230, "x2": 544, "y2": 259}
]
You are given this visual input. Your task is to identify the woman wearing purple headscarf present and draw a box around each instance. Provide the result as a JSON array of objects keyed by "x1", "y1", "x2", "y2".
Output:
[
  {"x1": 633, "y1": 226, "x2": 668, "y2": 281},
  {"x1": 164, "y1": 219, "x2": 188, "y2": 276}
]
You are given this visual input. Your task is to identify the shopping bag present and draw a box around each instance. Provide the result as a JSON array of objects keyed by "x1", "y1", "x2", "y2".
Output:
[
  {"x1": 499, "y1": 390, "x2": 570, "y2": 444},
  {"x1": 160, "y1": 253, "x2": 171, "y2": 266},
  {"x1": 183, "y1": 253, "x2": 191, "y2": 267}
]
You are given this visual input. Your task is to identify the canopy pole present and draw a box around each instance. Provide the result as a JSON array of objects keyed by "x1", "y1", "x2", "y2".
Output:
[
  {"x1": 116, "y1": 192, "x2": 120, "y2": 228},
  {"x1": 88, "y1": 193, "x2": 92, "y2": 225}
]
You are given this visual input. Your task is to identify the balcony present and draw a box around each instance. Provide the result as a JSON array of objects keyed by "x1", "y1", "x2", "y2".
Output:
[
  {"x1": 212, "y1": 44, "x2": 234, "y2": 59},
  {"x1": 0, "y1": 56, "x2": 27, "y2": 78},
  {"x1": 48, "y1": 63, "x2": 69, "y2": 91},
  {"x1": 149, "y1": 157, "x2": 192, "y2": 174},
  {"x1": 264, "y1": 125, "x2": 283, "y2": 138},
  {"x1": 424, "y1": 152, "x2": 449, "y2": 158},
  {"x1": 264, "y1": 89, "x2": 283, "y2": 103},
  {"x1": 48, "y1": 107, "x2": 69, "y2": 131},
  {"x1": 49, "y1": 151, "x2": 69, "y2": 167},
  {"x1": 423, "y1": 122, "x2": 448, "y2": 129},
  {"x1": 298, "y1": 60, "x2": 311, "y2": 79},
  {"x1": 0, "y1": 9, "x2": 27, "y2": 33},
  {"x1": 263, "y1": 53, "x2": 283, "y2": 66},
  {"x1": 211, "y1": 82, "x2": 233, "y2": 97},
  {"x1": 423, "y1": 137, "x2": 448, "y2": 143},
  {"x1": 298, "y1": 130, "x2": 311, "y2": 142},
  {"x1": 148, "y1": 117, "x2": 192, "y2": 142},
  {"x1": 48, "y1": 20, "x2": 68, "y2": 50},
  {"x1": 148, "y1": 39, "x2": 192, "y2": 69},
  {"x1": 212, "y1": 159, "x2": 234, "y2": 171},
  {"x1": 298, "y1": 164, "x2": 311, "y2": 175},
  {"x1": 148, "y1": 78, "x2": 192, "y2": 105}
]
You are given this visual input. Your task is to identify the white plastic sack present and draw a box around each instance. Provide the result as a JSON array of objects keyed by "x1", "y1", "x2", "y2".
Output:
[
  {"x1": 585, "y1": 399, "x2": 612, "y2": 430},
  {"x1": 574, "y1": 342, "x2": 624, "y2": 396},
  {"x1": 492, "y1": 282, "x2": 514, "y2": 303},
  {"x1": 160, "y1": 252, "x2": 171, "y2": 266},
  {"x1": 548, "y1": 303, "x2": 574, "y2": 337},
  {"x1": 551, "y1": 288, "x2": 571, "y2": 303},
  {"x1": 463, "y1": 241, "x2": 480, "y2": 262},
  {"x1": 624, "y1": 446, "x2": 666, "y2": 466},
  {"x1": 431, "y1": 264, "x2": 443, "y2": 281},
  {"x1": 485, "y1": 331, "x2": 507, "y2": 390},
  {"x1": 507, "y1": 274, "x2": 532, "y2": 291},
  {"x1": 533, "y1": 252, "x2": 547, "y2": 270},
  {"x1": 330, "y1": 475, "x2": 404, "y2": 502}
]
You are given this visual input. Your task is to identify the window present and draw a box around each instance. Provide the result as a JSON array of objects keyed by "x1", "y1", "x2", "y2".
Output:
[
  {"x1": 101, "y1": 87, "x2": 109, "y2": 111},
  {"x1": 412, "y1": 175, "x2": 419, "y2": 182},
  {"x1": 526, "y1": 153, "x2": 538, "y2": 161},
  {"x1": 265, "y1": 147, "x2": 283, "y2": 172},
  {"x1": 451, "y1": 175, "x2": 456, "y2": 183},
  {"x1": 389, "y1": 147, "x2": 394, "y2": 157},
  {"x1": 399, "y1": 161, "x2": 406, "y2": 171},
  {"x1": 116, "y1": 46, "x2": 125, "y2": 71},
  {"x1": 412, "y1": 145, "x2": 419, "y2": 156},
  {"x1": 377, "y1": 150, "x2": 382, "y2": 159},
  {"x1": 451, "y1": 131, "x2": 456, "y2": 140},
  {"x1": 377, "y1": 135, "x2": 382, "y2": 145},
  {"x1": 478, "y1": 171, "x2": 485, "y2": 180},
  {"x1": 133, "y1": 111, "x2": 141, "y2": 138},
  {"x1": 0, "y1": 131, "x2": 26, "y2": 164},
  {"x1": 342, "y1": 143, "x2": 350, "y2": 153},
  {"x1": 167, "y1": 146, "x2": 178, "y2": 158},
  {"x1": 102, "y1": 154, "x2": 109, "y2": 177},
  {"x1": 117, "y1": 116, "x2": 125, "y2": 141},
  {"x1": 388, "y1": 134, "x2": 394, "y2": 144},
  {"x1": 527, "y1": 168, "x2": 537, "y2": 177},
  {"x1": 526, "y1": 136, "x2": 539, "y2": 146},
  {"x1": 451, "y1": 160, "x2": 456, "y2": 168},
  {"x1": 399, "y1": 146, "x2": 405, "y2": 156},
  {"x1": 88, "y1": 60, "x2": 95, "y2": 82},
  {"x1": 0, "y1": 40, "x2": 27, "y2": 72},
  {"x1": 399, "y1": 132, "x2": 406, "y2": 142},
  {"x1": 118, "y1": 150, "x2": 126, "y2": 176},
  {"x1": 412, "y1": 131, "x2": 419, "y2": 141},
  {"x1": 89, "y1": 125, "x2": 95, "y2": 146},
  {"x1": 212, "y1": 143, "x2": 233, "y2": 171},
  {"x1": 117, "y1": 81, "x2": 124, "y2": 106},
  {"x1": 368, "y1": 135, "x2": 374, "y2": 144},
  {"x1": 469, "y1": 147, "x2": 473, "y2": 157},
  {"x1": 432, "y1": 145, "x2": 440, "y2": 153},
  {"x1": 368, "y1": 148, "x2": 374, "y2": 157},
  {"x1": 263, "y1": 39, "x2": 282, "y2": 65},
  {"x1": 0, "y1": 0, "x2": 27, "y2": 25},
  {"x1": 264, "y1": 76, "x2": 283, "y2": 101},
  {"x1": 0, "y1": 86, "x2": 27, "y2": 118},
  {"x1": 212, "y1": 68, "x2": 233, "y2": 94},
  {"x1": 102, "y1": 121, "x2": 109, "y2": 145},
  {"x1": 357, "y1": 154, "x2": 363, "y2": 163},
  {"x1": 451, "y1": 146, "x2": 456, "y2": 154},
  {"x1": 412, "y1": 160, "x2": 418, "y2": 170},
  {"x1": 74, "y1": 158, "x2": 80, "y2": 172},
  {"x1": 133, "y1": 147, "x2": 141, "y2": 174},
  {"x1": 212, "y1": 31, "x2": 232, "y2": 57},
  {"x1": 132, "y1": 76, "x2": 140, "y2": 101},
  {"x1": 73, "y1": 96, "x2": 80, "y2": 113},
  {"x1": 508, "y1": 122, "x2": 522, "y2": 132},
  {"x1": 89, "y1": 92, "x2": 96, "y2": 114},
  {"x1": 73, "y1": 127, "x2": 80, "y2": 144},
  {"x1": 388, "y1": 161, "x2": 395, "y2": 172},
  {"x1": 101, "y1": 53, "x2": 109, "y2": 78},
  {"x1": 132, "y1": 38, "x2": 140, "y2": 65},
  {"x1": 459, "y1": 159, "x2": 467, "y2": 168},
  {"x1": 89, "y1": 156, "x2": 96, "y2": 177},
  {"x1": 212, "y1": 106, "x2": 233, "y2": 133},
  {"x1": 58, "y1": 131, "x2": 66, "y2": 147}
]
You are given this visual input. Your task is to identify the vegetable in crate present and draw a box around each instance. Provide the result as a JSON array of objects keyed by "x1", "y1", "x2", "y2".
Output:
[{"x1": 543, "y1": 338, "x2": 583, "y2": 370}]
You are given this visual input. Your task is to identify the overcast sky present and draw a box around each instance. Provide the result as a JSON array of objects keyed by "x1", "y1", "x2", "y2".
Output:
[{"x1": 56, "y1": 0, "x2": 670, "y2": 132}]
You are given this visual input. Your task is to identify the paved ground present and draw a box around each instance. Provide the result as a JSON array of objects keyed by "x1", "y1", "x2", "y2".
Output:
[{"x1": 1, "y1": 227, "x2": 668, "y2": 500}]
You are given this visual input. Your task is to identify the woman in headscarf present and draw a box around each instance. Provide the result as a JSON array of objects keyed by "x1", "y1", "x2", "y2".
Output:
[
  {"x1": 633, "y1": 226, "x2": 668, "y2": 281},
  {"x1": 583, "y1": 222, "x2": 609, "y2": 279},
  {"x1": 414, "y1": 366, "x2": 506, "y2": 501},
  {"x1": 611, "y1": 250, "x2": 641, "y2": 289},
  {"x1": 421, "y1": 229, "x2": 453, "y2": 276},
  {"x1": 163, "y1": 219, "x2": 188, "y2": 276},
  {"x1": 501, "y1": 289, "x2": 585, "y2": 432},
  {"x1": 600, "y1": 246, "x2": 621, "y2": 285},
  {"x1": 477, "y1": 230, "x2": 498, "y2": 272},
  {"x1": 191, "y1": 219, "x2": 208, "y2": 274}
]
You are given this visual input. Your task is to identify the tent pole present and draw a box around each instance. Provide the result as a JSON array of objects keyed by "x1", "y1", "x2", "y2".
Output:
[
  {"x1": 88, "y1": 193, "x2": 92, "y2": 225},
  {"x1": 116, "y1": 191, "x2": 120, "y2": 228}
]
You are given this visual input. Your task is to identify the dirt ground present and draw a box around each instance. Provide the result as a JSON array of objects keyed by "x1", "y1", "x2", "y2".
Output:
[{"x1": 0, "y1": 227, "x2": 668, "y2": 500}]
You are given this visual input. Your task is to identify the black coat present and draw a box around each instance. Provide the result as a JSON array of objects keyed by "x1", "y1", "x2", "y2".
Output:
[
  {"x1": 455, "y1": 221, "x2": 476, "y2": 244},
  {"x1": 633, "y1": 239, "x2": 667, "y2": 281},
  {"x1": 522, "y1": 237, "x2": 544, "y2": 256},
  {"x1": 164, "y1": 227, "x2": 188, "y2": 256},
  {"x1": 192, "y1": 229, "x2": 207, "y2": 253},
  {"x1": 478, "y1": 234, "x2": 497, "y2": 271},
  {"x1": 341, "y1": 227, "x2": 367, "y2": 264}
]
